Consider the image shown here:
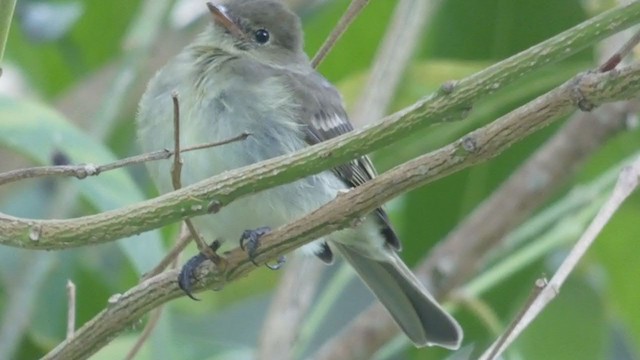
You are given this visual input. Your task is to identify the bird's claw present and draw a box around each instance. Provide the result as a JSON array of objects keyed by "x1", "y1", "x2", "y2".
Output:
[
  {"x1": 239, "y1": 226, "x2": 285, "y2": 269},
  {"x1": 177, "y1": 240, "x2": 220, "y2": 300}
]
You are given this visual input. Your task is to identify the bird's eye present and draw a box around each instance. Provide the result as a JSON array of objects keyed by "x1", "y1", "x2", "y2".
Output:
[{"x1": 254, "y1": 29, "x2": 270, "y2": 44}]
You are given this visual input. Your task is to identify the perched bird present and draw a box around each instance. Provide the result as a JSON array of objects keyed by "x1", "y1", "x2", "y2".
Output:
[{"x1": 137, "y1": 0, "x2": 462, "y2": 349}]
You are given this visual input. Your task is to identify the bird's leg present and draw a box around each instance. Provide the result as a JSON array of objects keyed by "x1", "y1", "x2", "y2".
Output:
[
  {"x1": 178, "y1": 239, "x2": 221, "y2": 300},
  {"x1": 239, "y1": 226, "x2": 286, "y2": 270}
]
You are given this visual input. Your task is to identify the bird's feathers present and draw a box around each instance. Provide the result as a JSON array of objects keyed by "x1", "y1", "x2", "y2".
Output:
[{"x1": 281, "y1": 69, "x2": 402, "y2": 251}]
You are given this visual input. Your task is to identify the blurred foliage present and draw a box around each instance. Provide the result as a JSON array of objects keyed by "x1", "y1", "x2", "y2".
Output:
[{"x1": 0, "y1": 0, "x2": 638, "y2": 359}]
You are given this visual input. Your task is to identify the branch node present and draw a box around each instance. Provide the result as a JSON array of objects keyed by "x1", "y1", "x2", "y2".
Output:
[
  {"x1": 570, "y1": 72, "x2": 597, "y2": 111},
  {"x1": 534, "y1": 277, "x2": 548, "y2": 290},
  {"x1": 83, "y1": 164, "x2": 99, "y2": 177},
  {"x1": 461, "y1": 136, "x2": 479, "y2": 153},
  {"x1": 28, "y1": 223, "x2": 42, "y2": 242},
  {"x1": 207, "y1": 200, "x2": 222, "y2": 213},
  {"x1": 440, "y1": 81, "x2": 457, "y2": 94},
  {"x1": 108, "y1": 293, "x2": 122, "y2": 305}
]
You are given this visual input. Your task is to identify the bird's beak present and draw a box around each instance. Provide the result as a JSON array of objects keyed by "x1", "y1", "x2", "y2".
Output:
[{"x1": 206, "y1": 2, "x2": 244, "y2": 39}]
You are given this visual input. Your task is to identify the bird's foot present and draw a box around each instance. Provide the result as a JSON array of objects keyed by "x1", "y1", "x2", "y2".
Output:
[
  {"x1": 178, "y1": 240, "x2": 221, "y2": 300},
  {"x1": 239, "y1": 226, "x2": 286, "y2": 270}
]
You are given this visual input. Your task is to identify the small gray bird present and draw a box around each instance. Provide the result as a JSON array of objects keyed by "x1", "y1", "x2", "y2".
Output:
[{"x1": 137, "y1": 0, "x2": 462, "y2": 349}]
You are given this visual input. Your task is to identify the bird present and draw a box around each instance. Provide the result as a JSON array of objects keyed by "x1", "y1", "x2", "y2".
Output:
[{"x1": 136, "y1": 0, "x2": 462, "y2": 350}]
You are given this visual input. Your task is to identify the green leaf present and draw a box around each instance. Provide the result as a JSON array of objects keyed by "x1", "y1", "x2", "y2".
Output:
[{"x1": 0, "y1": 96, "x2": 164, "y2": 274}]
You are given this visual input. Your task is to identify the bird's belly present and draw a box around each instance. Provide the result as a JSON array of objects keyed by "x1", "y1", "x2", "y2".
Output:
[
  {"x1": 161, "y1": 128, "x2": 347, "y2": 252},
  {"x1": 191, "y1": 174, "x2": 349, "y2": 256},
  {"x1": 140, "y1": 87, "x2": 348, "y2": 254}
]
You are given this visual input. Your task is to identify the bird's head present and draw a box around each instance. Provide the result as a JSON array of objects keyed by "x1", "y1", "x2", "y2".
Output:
[{"x1": 204, "y1": 0, "x2": 306, "y2": 66}]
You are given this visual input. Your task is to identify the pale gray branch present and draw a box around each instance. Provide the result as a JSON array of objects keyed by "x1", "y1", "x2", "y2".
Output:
[
  {"x1": 0, "y1": 133, "x2": 250, "y2": 187},
  {"x1": 311, "y1": 0, "x2": 369, "y2": 68},
  {"x1": 426, "y1": 101, "x2": 634, "y2": 296},
  {"x1": 351, "y1": 0, "x2": 438, "y2": 127},
  {"x1": 480, "y1": 155, "x2": 640, "y2": 360},
  {"x1": 257, "y1": 256, "x2": 324, "y2": 360}
]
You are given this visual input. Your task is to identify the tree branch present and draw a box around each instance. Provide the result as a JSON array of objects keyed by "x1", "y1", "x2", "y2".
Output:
[
  {"x1": 257, "y1": 256, "x2": 324, "y2": 360},
  {"x1": 0, "y1": 133, "x2": 250, "y2": 186},
  {"x1": 311, "y1": 0, "x2": 370, "y2": 68},
  {"x1": 314, "y1": 98, "x2": 637, "y2": 359},
  {"x1": 480, "y1": 155, "x2": 640, "y2": 359},
  {"x1": 42, "y1": 60, "x2": 640, "y2": 360},
  {"x1": 351, "y1": 0, "x2": 437, "y2": 126},
  {"x1": 428, "y1": 99, "x2": 635, "y2": 297},
  {"x1": 3, "y1": 2, "x2": 640, "y2": 250},
  {"x1": 313, "y1": 45, "x2": 639, "y2": 360}
]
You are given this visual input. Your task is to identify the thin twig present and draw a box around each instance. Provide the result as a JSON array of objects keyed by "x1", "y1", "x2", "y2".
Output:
[
  {"x1": 351, "y1": 0, "x2": 437, "y2": 127},
  {"x1": 123, "y1": 307, "x2": 164, "y2": 360},
  {"x1": 599, "y1": 28, "x2": 640, "y2": 71},
  {"x1": 311, "y1": 0, "x2": 369, "y2": 68},
  {"x1": 124, "y1": 254, "x2": 181, "y2": 360},
  {"x1": 0, "y1": 133, "x2": 250, "y2": 187},
  {"x1": 169, "y1": 92, "x2": 217, "y2": 259},
  {"x1": 171, "y1": 92, "x2": 183, "y2": 190},
  {"x1": 142, "y1": 225, "x2": 192, "y2": 281},
  {"x1": 66, "y1": 280, "x2": 76, "y2": 340},
  {"x1": 480, "y1": 157, "x2": 640, "y2": 359},
  {"x1": 257, "y1": 256, "x2": 324, "y2": 360},
  {"x1": 177, "y1": 133, "x2": 251, "y2": 152},
  {"x1": 483, "y1": 278, "x2": 547, "y2": 360}
]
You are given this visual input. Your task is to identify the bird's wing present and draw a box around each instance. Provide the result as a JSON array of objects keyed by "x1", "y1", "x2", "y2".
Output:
[{"x1": 283, "y1": 70, "x2": 401, "y2": 251}]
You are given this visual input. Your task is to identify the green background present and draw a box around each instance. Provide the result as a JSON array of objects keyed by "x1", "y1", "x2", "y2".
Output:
[{"x1": 0, "y1": 0, "x2": 638, "y2": 359}]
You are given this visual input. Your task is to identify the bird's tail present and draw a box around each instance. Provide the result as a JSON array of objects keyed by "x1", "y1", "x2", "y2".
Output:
[{"x1": 332, "y1": 243, "x2": 462, "y2": 350}]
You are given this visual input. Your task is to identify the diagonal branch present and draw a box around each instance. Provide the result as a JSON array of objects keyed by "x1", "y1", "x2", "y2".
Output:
[
  {"x1": 480, "y1": 155, "x2": 640, "y2": 360},
  {"x1": 351, "y1": 0, "x2": 438, "y2": 126},
  {"x1": 2, "y1": 2, "x2": 640, "y2": 250},
  {"x1": 311, "y1": 0, "x2": 370, "y2": 68},
  {"x1": 426, "y1": 99, "x2": 636, "y2": 296},
  {"x1": 314, "y1": 100, "x2": 636, "y2": 360},
  {"x1": 313, "y1": 32, "x2": 640, "y2": 359},
  {"x1": 42, "y1": 60, "x2": 640, "y2": 360}
]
